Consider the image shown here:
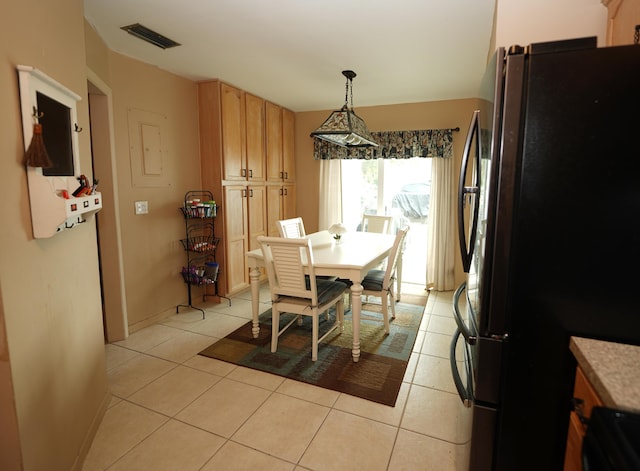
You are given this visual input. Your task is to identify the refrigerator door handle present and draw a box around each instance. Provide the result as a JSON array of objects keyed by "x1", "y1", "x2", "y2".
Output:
[
  {"x1": 453, "y1": 282, "x2": 477, "y2": 344},
  {"x1": 450, "y1": 328, "x2": 473, "y2": 407},
  {"x1": 458, "y1": 110, "x2": 481, "y2": 273}
]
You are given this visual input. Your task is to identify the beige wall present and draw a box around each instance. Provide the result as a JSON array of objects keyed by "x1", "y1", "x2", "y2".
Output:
[
  {"x1": 494, "y1": 0, "x2": 607, "y2": 47},
  {"x1": 107, "y1": 51, "x2": 201, "y2": 330},
  {"x1": 295, "y1": 99, "x2": 479, "y2": 287},
  {"x1": 0, "y1": 0, "x2": 609, "y2": 469},
  {"x1": 85, "y1": 22, "x2": 203, "y2": 332},
  {"x1": 1, "y1": 1, "x2": 108, "y2": 469}
]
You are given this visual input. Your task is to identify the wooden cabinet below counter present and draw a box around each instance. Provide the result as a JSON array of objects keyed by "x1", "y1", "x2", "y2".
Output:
[
  {"x1": 565, "y1": 337, "x2": 640, "y2": 471},
  {"x1": 564, "y1": 366, "x2": 603, "y2": 471}
]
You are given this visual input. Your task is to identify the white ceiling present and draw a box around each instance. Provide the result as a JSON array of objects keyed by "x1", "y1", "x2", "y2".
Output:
[{"x1": 83, "y1": 0, "x2": 496, "y2": 112}]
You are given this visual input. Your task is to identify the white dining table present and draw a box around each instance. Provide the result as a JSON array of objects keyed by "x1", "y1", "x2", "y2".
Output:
[{"x1": 246, "y1": 230, "x2": 400, "y2": 362}]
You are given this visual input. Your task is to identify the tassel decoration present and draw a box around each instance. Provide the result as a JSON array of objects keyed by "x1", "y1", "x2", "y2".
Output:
[{"x1": 23, "y1": 123, "x2": 53, "y2": 168}]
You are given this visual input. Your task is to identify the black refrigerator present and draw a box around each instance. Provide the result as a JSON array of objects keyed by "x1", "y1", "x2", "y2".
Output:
[{"x1": 450, "y1": 37, "x2": 640, "y2": 470}]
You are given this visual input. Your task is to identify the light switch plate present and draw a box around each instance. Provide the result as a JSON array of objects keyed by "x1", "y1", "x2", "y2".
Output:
[{"x1": 134, "y1": 200, "x2": 149, "y2": 215}]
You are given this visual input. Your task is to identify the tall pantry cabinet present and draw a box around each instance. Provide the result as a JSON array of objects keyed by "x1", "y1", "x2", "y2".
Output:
[
  {"x1": 198, "y1": 80, "x2": 296, "y2": 297},
  {"x1": 266, "y1": 102, "x2": 297, "y2": 236}
]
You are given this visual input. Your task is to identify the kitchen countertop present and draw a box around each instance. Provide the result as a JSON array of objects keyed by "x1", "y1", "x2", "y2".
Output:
[{"x1": 570, "y1": 337, "x2": 640, "y2": 414}]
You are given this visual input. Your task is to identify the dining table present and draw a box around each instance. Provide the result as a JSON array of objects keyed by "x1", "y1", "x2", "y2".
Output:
[{"x1": 246, "y1": 230, "x2": 401, "y2": 362}]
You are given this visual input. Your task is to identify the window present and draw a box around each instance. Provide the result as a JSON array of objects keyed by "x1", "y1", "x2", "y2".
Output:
[{"x1": 341, "y1": 158, "x2": 432, "y2": 284}]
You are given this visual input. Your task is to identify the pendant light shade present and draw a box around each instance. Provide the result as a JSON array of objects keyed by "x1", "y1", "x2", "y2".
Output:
[{"x1": 310, "y1": 70, "x2": 378, "y2": 148}]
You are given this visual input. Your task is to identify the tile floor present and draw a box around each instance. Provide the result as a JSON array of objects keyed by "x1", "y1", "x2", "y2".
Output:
[{"x1": 82, "y1": 284, "x2": 472, "y2": 471}]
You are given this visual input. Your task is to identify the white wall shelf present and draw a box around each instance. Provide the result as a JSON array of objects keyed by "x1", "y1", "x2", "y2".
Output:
[{"x1": 17, "y1": 65, "x2": 102, "y2": 238}]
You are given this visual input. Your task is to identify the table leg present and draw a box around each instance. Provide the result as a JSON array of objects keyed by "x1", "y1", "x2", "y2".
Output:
[
  {"x1": 249, "y1": 266, "x2": 261, "y2": 338},
  {"x1": 350, "y1": 282, "x2": 363, "y2": 362},
  {"x1": 396, "y1": 251, "x2": 403, "y2": 302}
]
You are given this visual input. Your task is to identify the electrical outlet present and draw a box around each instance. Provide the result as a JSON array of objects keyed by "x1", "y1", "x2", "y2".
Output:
[{"x1": 134, "y1": 200, "x2": 149, "y2": 215}]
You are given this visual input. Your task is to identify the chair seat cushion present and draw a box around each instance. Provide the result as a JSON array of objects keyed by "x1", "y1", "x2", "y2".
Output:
[
  {"x1": 279, "y1": 279, "x2": 346, "y2": 307},
  {"x1": 362, "y1": 270, "x2": 385, "y2": 291},
  {"x1": 316, "y1": 279, "x2": 348, "y2": 305}
]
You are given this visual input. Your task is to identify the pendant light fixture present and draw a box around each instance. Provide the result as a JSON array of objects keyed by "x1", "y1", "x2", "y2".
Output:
[{"x1": 310, "y1": 70, "x2": 378, "y2": 148}]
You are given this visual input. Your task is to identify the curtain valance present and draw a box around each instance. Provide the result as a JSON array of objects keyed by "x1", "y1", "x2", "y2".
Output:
[{"x1": 313, "y1": 128, "x2": 456, "y2": 160}]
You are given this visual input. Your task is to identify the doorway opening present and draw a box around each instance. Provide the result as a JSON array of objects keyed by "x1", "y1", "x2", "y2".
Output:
[
  {"x1": 87, "y1": 71, "x2": 128, "y2": 342},
  {"x1": 341, "y1": 158, "x2": 432, "y2": 286}
]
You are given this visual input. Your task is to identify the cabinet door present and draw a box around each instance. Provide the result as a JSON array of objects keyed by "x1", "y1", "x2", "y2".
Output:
[
  {"x1": 266, "y1": 184, "x2": 283, "y2": 236},
  {"x1": 224, "y1": 185, "x2": 249, "y2": 293},
  {"x1": 605, "y1": 0, "x2": 640, "y2": 46},
  {"x1": 266, "y1": 101, "x2": 283, "y2": 181},
  {"x1": 245, "y1": 93, "x2": 265, "y2": 182},
  {"x1": 282, "y1": 183, "x2": 297, "y2": 220},
  {"x1": 221, "y1": 84, "x2": 245, "y2": 181},
  {"x1": 282, "y1": 107, "x2": 296, "y2": 182},
  {"x1": 248, "y1": 184, "x2": 267, "y2": 251}
]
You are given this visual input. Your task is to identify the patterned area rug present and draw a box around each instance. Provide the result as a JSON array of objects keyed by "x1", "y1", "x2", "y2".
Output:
[{"x1": 199, "y1": 299, "x2": 426, "y2": 406}]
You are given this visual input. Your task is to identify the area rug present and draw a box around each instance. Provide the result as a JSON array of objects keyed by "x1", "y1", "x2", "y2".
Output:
[{"x1": 198, "y1": 299, "x2": 426, "y2": 406}]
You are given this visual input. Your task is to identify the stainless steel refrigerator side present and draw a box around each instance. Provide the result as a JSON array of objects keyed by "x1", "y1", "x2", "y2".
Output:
[
  {"x1": 453, "y1": 47, "x2": 507, "y2": 471},
  {"x1": 468, "y1": 50, "x2": 527, "y2": 471},
  {"x1": 484, "y1": 52, "x2": 526, "y2": 338}
]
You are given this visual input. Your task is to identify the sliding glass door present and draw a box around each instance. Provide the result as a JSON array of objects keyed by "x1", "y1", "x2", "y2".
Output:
[{"x1": 341, "y1": 158, "x2": 432, "y2": 284}]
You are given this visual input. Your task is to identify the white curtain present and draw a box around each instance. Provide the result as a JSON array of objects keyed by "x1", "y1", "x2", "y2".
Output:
[
  {"x1": 318, "y1": 159, "x2": 342, "y2": 230},
  {"x1": 426, "y1": 156, "x2": 456, "y2": 291}
]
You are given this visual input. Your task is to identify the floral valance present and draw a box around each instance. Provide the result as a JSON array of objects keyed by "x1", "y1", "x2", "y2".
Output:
[{"x1": 313, "y1": 128, "x2": 456, "y2": 160}]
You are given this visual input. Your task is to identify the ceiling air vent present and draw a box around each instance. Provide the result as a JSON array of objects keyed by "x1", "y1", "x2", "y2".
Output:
[{"x1": 120, "y1": 23, "x2": 181, "y2": 49}]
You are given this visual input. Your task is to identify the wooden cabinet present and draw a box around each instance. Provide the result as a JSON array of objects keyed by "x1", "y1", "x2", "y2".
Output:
[
  {"x1": 220, "y1": 84, "x2": 265, "y2": 182},
  {"x1": 564, "y1": 366, "x2": 604, "y2": 471},
  {"x1": 282, "y1": 108, "x2": 296, "y2": 182},
  {"x1": 603, "y1": 0, "x2": 640, "y2": 46},
  {"x1": 265, "y1": 102, "x2": 296, "y2": 236},
  {"x1": 266, "y1": 102, "x2": 296, "y2": 182},
  {"x1": 266, "y1": 183, "x2": 297, "y2": 236},
  {"x1": 221, "y1": 184, "x2": 267, "y2": 294},
  {"x1": 199, "y1": 80, "x2": 295, "y2": 296},
  {"x1": 248, "y1": 184, "x2": 267, "y2": 251},
  {"x1": 245, "y1": 93, "x2": 266, "y2": 182},
  {"x1": 282, "y1": 183, "x2": 296, "y2": 220},
  {"x1": 223, "y1": 185, "x2": 249, "y2": 294}
]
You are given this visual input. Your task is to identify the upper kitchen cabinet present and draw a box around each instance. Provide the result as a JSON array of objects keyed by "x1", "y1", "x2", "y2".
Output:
[
  {"x1": 266, "y1": 102, "x2": 296, "y2": 182},
  {"x1": 245, "y1": 92, "x2": 266, "y2": 182},
  {"x1": 218, "y1": 83, "x2": 265, "y2": 182}
]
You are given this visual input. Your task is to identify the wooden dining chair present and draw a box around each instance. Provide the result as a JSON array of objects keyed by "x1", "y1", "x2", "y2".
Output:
[
  {"x1": 277, "y1": 217, "x2": 306, "y2": 238},
  {"x1": 258, "y1": 236, "x2": 347, "y2": 361},
  {"x1": 361, "y1": 214, "x2": 393, "y2": 234}
]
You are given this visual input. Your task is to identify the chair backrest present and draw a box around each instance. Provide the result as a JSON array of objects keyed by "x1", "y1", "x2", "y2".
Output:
[
  {"x1": 277, "y1": 217, "x2": 306, "y2": 238},
  {"x1": 382, "y1": 226, "x2": 410, "y2": 289},
  {"x1": 361, "y1": 214, "x2": 393, "y2": 234},
  {"x1": 257, "y1": 236, "x2": 318, "y2": 302}
]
